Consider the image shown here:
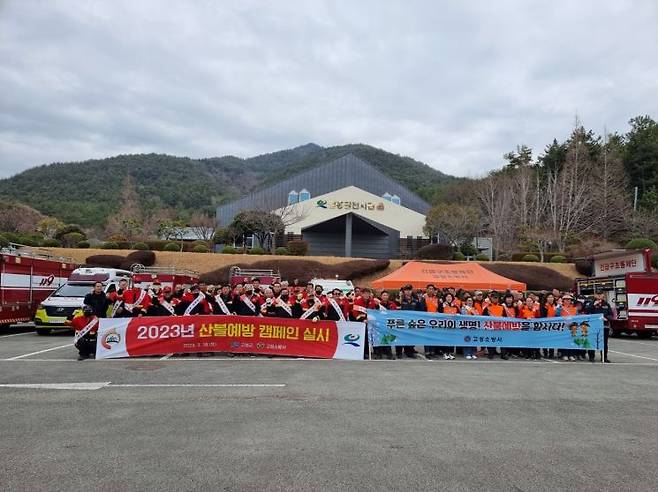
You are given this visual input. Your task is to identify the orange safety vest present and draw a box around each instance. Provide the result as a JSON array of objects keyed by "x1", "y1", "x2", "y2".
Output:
[
  {"x1": 561, "y1": 305, "x2": 578, "y2": 317},
  {"x1": 544, "y1": 303, "x2": 556, "y2": 317},
  {"x1": 425, "y1": 296, "x2": 439, "y2": 313},
  {"x1": 486, "y1": 304, "x2": 504, "y2": 317},
  {"x1": 443, "y1": 304, "x2": 459, "y2": 314}
]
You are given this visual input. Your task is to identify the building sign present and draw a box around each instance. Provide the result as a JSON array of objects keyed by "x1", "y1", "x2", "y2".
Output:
[
  {"x1": 316, "y1": 199, "x2": 385, "y2": 211},
  {"x1": 593, "y1": 251, "x2": 648, "y2": 277}
]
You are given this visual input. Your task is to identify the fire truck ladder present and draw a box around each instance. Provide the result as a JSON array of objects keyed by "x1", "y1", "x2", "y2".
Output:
[{"x1": 130, "y1": 264, "x2": 200, "y2": 277}]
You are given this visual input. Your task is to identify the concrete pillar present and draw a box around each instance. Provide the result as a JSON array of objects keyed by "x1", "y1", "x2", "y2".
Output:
[{"x1": 345, "y1": 214, "x2": 353, "y2": 257}]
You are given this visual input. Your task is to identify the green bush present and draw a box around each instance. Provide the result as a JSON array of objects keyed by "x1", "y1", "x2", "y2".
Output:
[
  {"x1": 77, "y1": 240, "x2": 90, "y2": 249},
  {"x1": 102, "y1": 242, "x2": 120, "y2": 250},
  {"x1": 549, "y1": 255, "x2": 566, "y2": 263},
  {"x1": 42, "y1": 238, "x2": 62, "y2": 247},
  {"x1": 221, "y1": 246, "x2": 238, "y2": 254},
  {"x1": 452, "y1": 251, "x2": 466, "y2": 261},
  {"x1": 61, "y1": 232, "x2": 85, "y2": 247},
  {"x1": 625, "y1": 238, "x2": 658, "y2": 250},
  {"x1": 415, "y1": 244, "x2": 453, "y2": 260},
  {"x1": 132, "y1": 242, "x2": 149, "y2": 251},
  {"x1": 164, "y1": 242, "x2": 181, "y2": 252},
  {"x1": 286, "y1": 240, "x2": 309, "y2": 256},
  {"x1": 275, "y1": 247, "x2": 289, "y2": 256},
  {"x1": 248, "y1": 247, "x2": 265, "y2": 255},
  {"x1": 55, "y1": 224, "x2": 86, "y2": 241},
  {"x1": 652, "y1": 253, "x2": 658, "y2": 269},
  {"x1": 475, "y1": 253, "x2": 490, "y2": 261},
  {"x1": 145, "y1": 240, "x2": 168, "y2": 251},
  {"x1": 459, "y1": 243, "x2": 477, "y2": 257},
  {"x1": 0, "y1": 234, "x2": 9, "y2": 247},
  {"x1": 16, "y1": 236, "x2": 40, "y2": 246},
  {"x1": 192, "y1": 244, "x2": 210, "y2": 253},
  {"x1": 521, "y1": 254, "x2": 540, "y2": 262}
]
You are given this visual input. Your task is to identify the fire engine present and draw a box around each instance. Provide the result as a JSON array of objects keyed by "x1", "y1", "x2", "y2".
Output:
[
  {"x1": 0, "y1": 245, "x2": 76, "y2": 329},
  {"x1": 575, "y1": 248, "x2": 657, "y2": 338},
  {"x1": 228, "y1": 266, "x2": 280, "y2": 288},
  {"x1": 131, "y1": 265, "x2": 199, "y2": 291}
]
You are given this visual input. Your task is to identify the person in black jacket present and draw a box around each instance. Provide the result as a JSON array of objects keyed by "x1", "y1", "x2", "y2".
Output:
[
  {"x1": 584, "y1": 292, "x2": 613, "y2": 363},
  {"x1": 397, "y1": 284, "x2": 419, "y2": 359},
  {"x1": 83, "y1": 282, "x2": 110, "y2": 318}
]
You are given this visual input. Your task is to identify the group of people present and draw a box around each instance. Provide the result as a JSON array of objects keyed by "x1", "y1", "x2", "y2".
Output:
[{"x1": 68, "y1": 277, "x2": 614, "y2": 363}]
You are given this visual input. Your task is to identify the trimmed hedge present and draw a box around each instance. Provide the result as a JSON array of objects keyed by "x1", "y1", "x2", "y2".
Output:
[
  {"x1": 193, "y1": 244, "x2": 210, "y2": 253},
  {"x1": 164, "y1": 243, "x2": 180, "y2": 252},
  {"x1": 200, "y1": 259, "x2": 390, "y2": 285},
  {"x1": 625, "y1": 238, "x2": 657, "y2": 250},
  {"x1": 415, "y1": 244, "x2": 453, "y2": 260},
  {"x1": 126, "y1": 250, "x2": 156, "y2": 266},
  {"x1": 132, "y1": 242, "x2": 149, "y2": 250},
  {"x1": 85, "y1": 255, "x2": 125, "y2": 268},
  {"x1": 475, "y1": 253, "x2": 490, "y2": 261},
  {"x1": 521, "y1": 254, "x2": 540, "y2": 262},
  {"x1": 275, "y1": 247, "x2": 289, "y2": 255},
  {"x1": 575, "y1": 259, "x2": 594, "y2": 276},
  {"x1": 248, "y1": 247, "x2": 265, "y2": 255},
  {"x1": 652, "y1": 253, "x2": 658, "y2": 269},
  {"x1": 102, "y1": 242, "x2": 120, "y2": 249},
  {"x1": 286, "y1": 240, "x2": 309, "y2": 256},
  {"x1": 0, "y1": 234, "x2": 9, "y2": 247},
  {"x1": 482, "y1": 263, "x2": 573, "y2": 291},
  {"x1": 549, "y1": 255, "x2": 566, "y2": 263},
  {"x1": 452, "y1": 252, "x2": 466, "y2": 261},
  {"x1": 76, "y1": 240, "x2": 90, "y2": 248},
  {"x1": 221, "y1": 246, "x2": 238, "y2": 254}
]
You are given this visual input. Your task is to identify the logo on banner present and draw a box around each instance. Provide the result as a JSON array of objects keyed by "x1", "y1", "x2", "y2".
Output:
[
  {"x1": 101, "y1": 329, "x2": 121, "y2": 350},
  {"x1": 343, "y1": 334, "x2": 361, "y2": 347},
  {"x1": 464, "y1": 336, "x2": 471, "y2": 343}
]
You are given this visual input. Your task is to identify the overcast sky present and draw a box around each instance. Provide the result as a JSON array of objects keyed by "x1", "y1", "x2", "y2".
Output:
[{"x1": 1, "y1": 1, "x2": 657, "y2": 179}]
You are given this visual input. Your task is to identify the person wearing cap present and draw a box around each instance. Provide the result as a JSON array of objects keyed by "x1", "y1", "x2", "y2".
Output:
[
  {"x1": 326, "y1": 288, "x2": 350, "y2": 321},
  {"x1": 66, "y1": 305, "x2": 99, "y2": 360},
  {"x1": 584, "y1": 292, "x2": 613, "y2": 363},
  {"x1": 558, "y1": 293, "x2": 579, "y2": 361},
  {"x1": 148, "y1": 286, "x2": 180, "y2": 316},
  {"x1": 178, "y1": 284, "x2": 210, "y2": 315},
  {"x1": 396, "y1": 284, "x2": 420, "y2": 359},
  {"x1": 482, "y1": 292, "x2": 509, "y2": 360},
  {"x1": 473, "y1": 291, "x2": 485, "y2": 315},
  {"x1": 233, "y1": 283, "x2": 262, "y2": 316},
  {"x1": 273, "y1": 288, "x2": 301, "y2": 318}
]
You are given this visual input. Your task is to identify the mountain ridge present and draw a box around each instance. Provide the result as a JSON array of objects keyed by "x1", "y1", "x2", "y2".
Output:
[{"x1": 0, "y1": 143, "x2": 454, "y2": 227}]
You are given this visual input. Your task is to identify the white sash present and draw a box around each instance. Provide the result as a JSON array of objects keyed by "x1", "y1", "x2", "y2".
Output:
[
  {"x1": 276, "y1": 298, "x2": 293, "y2": 317},
  {"x1": 73, "y1": 317, "x2": 98, "y2": 344},
  {"x1": 378, "y1": 302, "x2": 387, "y2": 312},
  {"x1": 110, "y1": 300, "x2": 122, "y2": 318},
  {"x1": 329, "y1": 297, "x2": 346, "y2": 321},
  {"x1": 300, "y1": 305, "x2": 317, "y2": 319},
  {"x1": 353, "y1": 304, "x2": 367, "y2": 314},
  {"x1": 185, "y1": 293, "x2": 205, "y2": 315},
  {"x1": 214, "y1": 294, "x2": 231, "y2": 315},
  {"x1": 125, "y1": 289, "x2": 146, "y2": 313},
  {"x1": 161, "y1": 299, "x2": 176, "y2": 315},
  {"x1": 241, "y1": 295, "x2": 257, "y2": 314}
]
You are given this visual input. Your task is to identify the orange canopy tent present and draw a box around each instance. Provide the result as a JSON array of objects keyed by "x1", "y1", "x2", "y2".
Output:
[{"x1": 371, "y1": 261, "x2": 527, "y2": 291}]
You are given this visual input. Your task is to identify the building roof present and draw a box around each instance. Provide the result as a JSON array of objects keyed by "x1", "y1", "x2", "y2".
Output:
[{"x1": 216, "y1": 153, "x2": 430, "y2": 225}]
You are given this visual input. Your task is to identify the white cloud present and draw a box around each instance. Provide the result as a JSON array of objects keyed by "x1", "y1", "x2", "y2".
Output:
[{"x1": 1, "y1": 0, "x2": 657, "y2": 178}]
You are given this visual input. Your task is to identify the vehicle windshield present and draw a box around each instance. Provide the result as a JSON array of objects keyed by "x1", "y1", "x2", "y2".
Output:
[{"x1": 52, "y1": 283, "x2": 94, "y2": 298}]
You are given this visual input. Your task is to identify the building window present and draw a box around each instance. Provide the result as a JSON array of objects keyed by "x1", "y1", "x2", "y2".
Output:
[
  {"x1": 299, "y1": 188, "x2": 311, "y2": 201},
  {"x1": 391, "y1": 194, "x2": 401, "y2": 205},
  {"x1": 382, "y1": 192, "x2": 392, "y2": 201},
  {"x1": 288, "y1": 190, "x2": 299, "y2": 205}
]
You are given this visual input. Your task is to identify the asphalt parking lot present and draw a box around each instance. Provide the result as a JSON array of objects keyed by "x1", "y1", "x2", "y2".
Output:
[{"x1": 1, "y1": 325, "x2": 657, "y2": 491}]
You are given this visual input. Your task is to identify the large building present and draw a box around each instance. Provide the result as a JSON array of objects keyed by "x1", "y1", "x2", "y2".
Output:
[{"x1": 216, "y1": 154, "x2": 431, "y2": 258}]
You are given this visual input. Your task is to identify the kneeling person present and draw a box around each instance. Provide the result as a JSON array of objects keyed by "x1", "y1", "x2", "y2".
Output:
[{"x1": 66, "y1": 306, "x2": 99, "y2": 360}]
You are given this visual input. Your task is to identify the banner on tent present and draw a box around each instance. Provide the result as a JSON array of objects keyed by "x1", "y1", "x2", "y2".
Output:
[
  {"x1": 366, "y1": 309, "x2": 604, "y2": 350},
  {"x1": 96, "y1": 315, "x2": 365, "y2": 360}
]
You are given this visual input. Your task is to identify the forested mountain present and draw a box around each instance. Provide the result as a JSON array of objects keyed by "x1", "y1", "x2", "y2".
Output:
[{"x1": 0, "y1": 143, "x2": 453, "y2": 227}]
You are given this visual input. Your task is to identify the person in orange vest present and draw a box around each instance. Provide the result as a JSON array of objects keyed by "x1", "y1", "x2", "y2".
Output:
[
  {"x1": 66, "y1": 305, "x2": 99, "y2": 360},
  {"x1": 439, "y1": 292, "x2": 460, "y2": 360},
  {"x1": 518, "y1": 296, "x2": 540, "y2": 359},
  {"x1": 540, "y1": 292, "x2": 558, "y2": 359},
  {"x1": 419, "y1": 284, "x2": 440, "y2": 359},
  {"x1": 460, "y1": 296, "x2": 479, "y2": 360},
  {"x1": 558, "y1": 293, "x2": 580, "y2": 361},
  {"x1": 472, "y1": 291, "x2": 485, "y2": 315},
  {"x1": 482, "y1": 292, "x2": 509, "y2": 360}
]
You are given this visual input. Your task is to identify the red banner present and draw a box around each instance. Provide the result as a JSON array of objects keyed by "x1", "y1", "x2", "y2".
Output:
[{"x1": 96, "y1": 315, "x2": 366, "y2": 360}]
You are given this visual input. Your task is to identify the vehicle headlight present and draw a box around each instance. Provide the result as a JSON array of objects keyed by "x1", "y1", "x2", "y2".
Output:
[{"x1": 37, "y1": 304, "x2": 45, "y2": 310}]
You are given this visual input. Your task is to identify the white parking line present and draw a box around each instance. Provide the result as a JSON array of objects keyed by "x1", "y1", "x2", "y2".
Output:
[
  {"x1": 159, "y1": 353, "x2": 174, "y2": 360},
  {"x1": 609, "y1": 350, "x2": 658, "y2": 362},
  {"x1": 5, "y1": 343, "x2": 72, "y2": 360},
  {"x1": 109, "y1": 383, "x2": 286, "y2": 388},
  {"x1": 0, "y1": 332, "x2": 33, "y2": 339},
  {"x1": 613, "y1": 339, "x2": 658, "y2": 348}
]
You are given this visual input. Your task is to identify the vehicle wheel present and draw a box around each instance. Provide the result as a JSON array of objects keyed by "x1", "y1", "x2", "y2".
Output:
[
  {"x1": 0, "y1": 324, "x2": 11, "y2": 331},
  {"x1": 36, "y1": 328, "x2": 51, "y2": 336},
  {"x1": 637, "y1": 331, "x2": 654, "y2": 339}
]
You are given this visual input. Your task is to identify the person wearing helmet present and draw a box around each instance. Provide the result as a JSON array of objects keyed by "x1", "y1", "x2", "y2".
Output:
[{"x1": 65, "y1": 305, "x2": 99, "y2": 360}]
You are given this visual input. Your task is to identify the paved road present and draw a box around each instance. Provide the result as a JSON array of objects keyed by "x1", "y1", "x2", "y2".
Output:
[{"x1": 1, "y1": 326, "x2": 657, "y2": 491}]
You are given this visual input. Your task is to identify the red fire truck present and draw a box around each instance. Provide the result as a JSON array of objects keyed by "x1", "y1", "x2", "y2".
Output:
[
  {"x1": 228, "y1": 266, "x2": 281, "y2": 288},
  {"x1": 575, "y1": 249, "x2": 657, "y2": 338},
  {"x1": 0, "y1": 246, "x2": 77, "y2": 329},
  {"x1": 131, "y1": 265, "x2": 199, "y2": 291}
]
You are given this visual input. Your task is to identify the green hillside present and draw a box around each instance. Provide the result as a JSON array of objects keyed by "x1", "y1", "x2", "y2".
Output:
[{"x1": 0, "y1": 143, "x2": 453, "y2": 227}]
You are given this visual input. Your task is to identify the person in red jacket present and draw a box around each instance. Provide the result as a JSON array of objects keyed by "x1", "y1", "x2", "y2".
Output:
[
  {"x1": 179, "y1": 284, "x2": 211, "y2": 315},
  {"x1": 373, "y1": 290, "x2": 398, "y2": 359},
  {"x1": 66, "y1": 305, "x2": 99, "y2": 360},
  {"x1": 325, "y1": 288, "x2": 350, "y2": 321},
  {"x1": 122, "y1": 285, "x2": 151, "y2": 317},
  {"x1": 352, "y1": 288, "x2": 378, "y2": 360}
]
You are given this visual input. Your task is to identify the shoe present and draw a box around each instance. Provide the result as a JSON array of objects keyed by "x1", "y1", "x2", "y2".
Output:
[
  {"x1": 472, "y1": 355, "x2": 477, "y2": 359},
  {"x1": 450, "y1": 354, "x2": 456, "y2": 360},
  {"x1": 501, "y1": 354, "x2": 509, "y2": 360},
  {"x1": 443, "y1": 353, "x2": 451, "y2": 360},
  {"x1": 569, "y1": 356, "x2": 576, "y2": 361},
  {"x1": 604, "y1": 359, "x2": 611, "y2": 363},
  {"x1": 466, "y1": 355, "x2": 472, "y2": 360},
  {"x1": 487, "y1": 354, "x2": 494, "y2": 360},
  {"x1": 77, "y1": 355, "x2": 85, "y2": 361},
  {"x1": 589, "y1": 358, "x2": 596, "y2": 363},
  {"x1": 562, "y1": 356, "x2": 569, "y2": 361}
]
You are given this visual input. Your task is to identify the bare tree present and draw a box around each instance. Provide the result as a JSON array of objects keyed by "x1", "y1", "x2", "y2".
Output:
[
  {"x1": 188, "y1": 212, "x2": 217, "y2": 242},
  {"x1": 424, "y1": 203, "x2": 481, "y2": 246},
  {"x1": 105, "y1": 175, "x2": 142, "y2": 240},
  {"x1": 475, "y1": 172, "x2": 516, "y2": 258}
]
